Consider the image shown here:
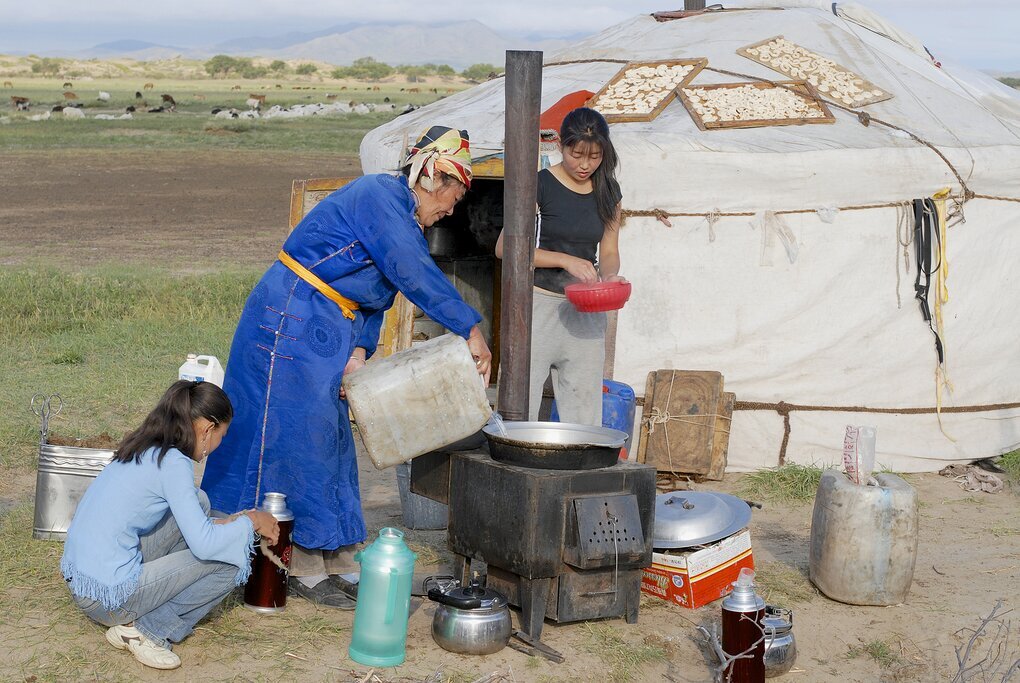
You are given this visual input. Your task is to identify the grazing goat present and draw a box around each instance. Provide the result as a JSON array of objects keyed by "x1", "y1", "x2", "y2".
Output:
[
  {"x1": 326, "y1": 94, "x2": 338, "y2": 100},
  {"x1": 275, "y1": 84, "x2": 282, "y2": 89},
  {"x1": 231, "y1": 85, "x2": 241, "y2": 91},
  {"x1": 62, "y1": 91, "x2": 78, "y2": 100},
  {"x1": 135, "y1": 91, "x2": 143, "y2": 99},
  {"x1": 161, "y1": 93, "x2": 177, "y2": 110},
  {"x1": 62, "y1": 81, "x2": 73, "y2": 89},
  {"x1": 11, "y1": 95, "x2": 30, "y2": 110},
  {"x1": 445, "y1": 88, "x2": 456, "y2": 94},
  {"x1": 248, "y1": 93, "x2": 266, "y2": 104},
  {"x1": 372, "y1": 86, "x2": 380, "y2": 91},
  {"x1": 2, "y1": 81, "x2": 12, "y2": 88},
  {"x1": 341, "y1": 86, "x2": 348, "y2": 91},
  {"x1": 97, "y1": 91, "x2": 111, "y2": 102},
  {"x1": 245, "y1": 98, "x2": 262, "y2": 110},
  {"x1": 407, "y1": 87, "x2": 420, "y2": 94},
  {"x1": 125, "y1": 105, "x2": 136, "y2": 113},
  {"x1": 143, "y1": 82, "x2": 154, "y2": 90},
  {"x1": 193, "y1": 94, "x2": 206, "y2": 101},
  {"x1": 63, "y1": 106, "x2": 85, "y2": 119}
]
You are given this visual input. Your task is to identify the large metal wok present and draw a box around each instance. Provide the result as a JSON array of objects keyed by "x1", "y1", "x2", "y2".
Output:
[{"x1": 481, "y1": 421, "x2": 627, "y2": 470}]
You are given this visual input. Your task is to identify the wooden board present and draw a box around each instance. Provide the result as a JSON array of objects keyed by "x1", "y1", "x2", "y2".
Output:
[
  {"x1": 677, "y1": 80, "x2": 835, "y2": 131},
  {"x1": 587, "y1": 58, "x2": 707, "y2": 124},
  {"x1": 637, "y1": 370, "x2": 724, "y2": 475},
  {"x1": 288, "y1": 177, "x2": 355, "y2": 231},
  {"x1": 699, "y1": 392, "x2": 735, "y2": 482},
  {"x1": 737, "y1": 35, "x2": 892, "y2": 107}
]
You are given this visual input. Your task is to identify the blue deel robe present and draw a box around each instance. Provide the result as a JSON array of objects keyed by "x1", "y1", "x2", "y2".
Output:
[{"x1": 201, "y1": 174, "x2": 482, "y2": 550}]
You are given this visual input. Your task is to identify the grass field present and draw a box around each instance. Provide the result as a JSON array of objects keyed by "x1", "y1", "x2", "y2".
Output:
[
  {"x1": 0, "y1": 267, "x2": 259, "y2": 476},
  {"x1": 0, "y1": 76, "x2": 462, "y2": 153}
]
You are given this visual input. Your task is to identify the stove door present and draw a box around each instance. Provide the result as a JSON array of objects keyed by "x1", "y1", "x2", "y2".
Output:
[{"x1": 564, "y1": 494, "x2": 648, "y2": 570}]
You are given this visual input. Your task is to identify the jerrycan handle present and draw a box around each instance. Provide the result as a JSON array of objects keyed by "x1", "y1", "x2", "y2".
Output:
[{"x1": 384, "y1": 567, "x2": 398, "y2": 624}]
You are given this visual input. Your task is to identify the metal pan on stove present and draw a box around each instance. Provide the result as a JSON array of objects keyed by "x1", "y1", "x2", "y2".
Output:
[{"x1": 481, "y1": 421, "x2": 626, "y2": 470}]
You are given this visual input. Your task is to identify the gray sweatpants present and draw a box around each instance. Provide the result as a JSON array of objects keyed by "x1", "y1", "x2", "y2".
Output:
[{"x1": 529, "y1": 288, "x2": 607, "y2": 426}]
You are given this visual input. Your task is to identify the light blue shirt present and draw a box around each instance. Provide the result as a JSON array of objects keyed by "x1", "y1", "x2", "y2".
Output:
[{"x1": 61, "y1": 446, "x2": 255, "y2": 610}]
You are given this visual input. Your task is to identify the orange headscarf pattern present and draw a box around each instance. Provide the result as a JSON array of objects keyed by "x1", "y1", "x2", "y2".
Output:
[{"x1": 404, "y1": 126, "x2": 472, "y2": 191}]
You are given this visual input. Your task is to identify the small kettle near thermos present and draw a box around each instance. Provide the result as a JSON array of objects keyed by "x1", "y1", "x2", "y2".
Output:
[
  {"x1": 426, "y1": 577, "x2": 512, "y2": 655},
  {"x1": 763, "y1": 605, "x2": 797, "y2": 678},
  {"x1": 348, "y1": 528, "x2": 417, "y2": 667}
]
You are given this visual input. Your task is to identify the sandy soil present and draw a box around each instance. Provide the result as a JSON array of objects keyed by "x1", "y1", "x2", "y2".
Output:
[{"x1": 2, "y1": 151, "x2": 1018, "y2": 682}]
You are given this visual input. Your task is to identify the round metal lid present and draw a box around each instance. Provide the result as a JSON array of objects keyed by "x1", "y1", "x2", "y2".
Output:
[{"x1": 653, "y1": 491, "x2": 753, "y2": 548}]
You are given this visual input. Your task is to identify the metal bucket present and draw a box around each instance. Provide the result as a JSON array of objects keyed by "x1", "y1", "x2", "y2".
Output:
[
  {"x1": 33, "y1": 443, "x2": 115, "y2": 540},
  {"x1": 30, "y1": 393, "x2": 115, "y2": 541}
]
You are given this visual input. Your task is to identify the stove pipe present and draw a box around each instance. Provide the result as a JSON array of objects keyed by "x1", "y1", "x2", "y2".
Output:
[{"x1": 498, "y1": 50, "x2": 542, "y2": 422}]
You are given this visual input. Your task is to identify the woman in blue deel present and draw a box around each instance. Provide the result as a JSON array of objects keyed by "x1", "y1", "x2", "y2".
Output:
[{"x1": 202, "y1": 126, "x2": 491, "y2": 609}]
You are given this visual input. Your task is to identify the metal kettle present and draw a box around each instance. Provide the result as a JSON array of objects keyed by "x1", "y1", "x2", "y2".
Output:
[
  {"x1": 763, "y1": 605, "x2": 797, "y2": 678},
  {"x1": 425, "y1": 577, "x2": 512, "y2": 655}
]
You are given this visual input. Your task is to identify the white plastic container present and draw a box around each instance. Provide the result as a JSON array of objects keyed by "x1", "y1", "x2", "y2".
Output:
[
  {"x1": 178, "y1": 354, "x2": 225, "y2": 388},
  {"x1": 809, "y1": 469, "x2": 918, "y2": 605},
  {"x1": 343, "y1": 334, "x2": 491, "y2": 469}
]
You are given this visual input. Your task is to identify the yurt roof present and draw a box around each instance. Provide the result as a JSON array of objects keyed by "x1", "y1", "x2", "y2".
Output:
[{"x1": 360, "y1": 1, "x2": 1020, "y2": 213}]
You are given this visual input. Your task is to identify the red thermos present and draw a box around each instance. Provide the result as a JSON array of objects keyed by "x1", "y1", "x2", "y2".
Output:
[
  {"x1": 243, "y1": 492, "x2": 294, "y2": 613},
  {"x1": 721, "y1": 567, "x2": 766, "y2": 682}
]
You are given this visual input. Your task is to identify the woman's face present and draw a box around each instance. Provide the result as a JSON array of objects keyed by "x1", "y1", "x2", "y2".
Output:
[
  {"x1": 560, "y1": 141, "x2": 603, "y2": 184},
  {"x1": 416, "y1": 178, "x2": 466, "y2": 227},
  {"x1": 193, "y1": 418, "x2": 229, "y2": 462}
]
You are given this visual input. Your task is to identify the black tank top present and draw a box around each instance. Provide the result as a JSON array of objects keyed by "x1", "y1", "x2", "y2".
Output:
[{"x1": 534, "y1": 168, "x2": 621, "y2": 294}]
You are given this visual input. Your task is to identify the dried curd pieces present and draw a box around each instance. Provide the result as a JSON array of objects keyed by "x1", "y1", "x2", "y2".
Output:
[
  {"x1": 738, "y1": 36, "x2": 891, "y2": 107},
  {"x1": 679, "y1": 81, "x2": 835, "y2": 130},
  {"x1": 589, "y1": 59, "x2": 706, "y2": 122}
]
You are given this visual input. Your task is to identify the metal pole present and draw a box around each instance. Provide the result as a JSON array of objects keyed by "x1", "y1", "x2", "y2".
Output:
[{"x1": 498, "y1": 50, "x2": 542, "y2": 422}]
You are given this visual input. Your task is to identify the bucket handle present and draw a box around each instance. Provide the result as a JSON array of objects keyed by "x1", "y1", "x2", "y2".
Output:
[
  {"x1": 384, "y1": 567, "x2": 399, "y2": 624},
  {"x1": 31, "y1": 393, "x2": 63, "y2": 446}
]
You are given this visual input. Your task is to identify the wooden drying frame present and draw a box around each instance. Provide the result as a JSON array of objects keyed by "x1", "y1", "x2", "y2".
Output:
[
  {"x1": 587, "y1": 58, "x2": 708, "y2": 124},
  {"x1": 737, "y1": 35, "x2": 893, "y2": 107},
  {"x1": 677, "y1": 80, "x2": 836, "y2": 131}
]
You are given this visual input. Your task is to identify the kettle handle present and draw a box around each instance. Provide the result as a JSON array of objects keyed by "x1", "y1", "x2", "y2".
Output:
[
  {"x1": 384, "y1": 567, "x2": 398, "y2": 624},
  {"x1": 427, "y1": 588, "x2": 482, "y2": 609}
]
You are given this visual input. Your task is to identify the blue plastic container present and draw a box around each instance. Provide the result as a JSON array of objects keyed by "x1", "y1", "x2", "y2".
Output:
[{"x1": 550, "y1": 379, "x2": 637, "y2": 457}]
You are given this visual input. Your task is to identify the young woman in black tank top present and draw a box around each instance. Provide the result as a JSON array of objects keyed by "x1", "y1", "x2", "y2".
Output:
[{"x1": 495, "y1": 107, "x2": 626, "y2": 425}]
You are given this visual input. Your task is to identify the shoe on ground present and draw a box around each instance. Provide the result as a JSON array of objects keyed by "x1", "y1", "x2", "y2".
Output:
[
  {"x1": 105, "y1": 624, "x2": 142, "y2": 650},
  {"x1": 328, "y1": 575, "x2": 359, "y2": 601},
  {"x1": 289, "y1": 577, "x2": 356, "y2": 610},
  {"x1": 127, "y1": 635, "x2": 182, "y2": 670}
]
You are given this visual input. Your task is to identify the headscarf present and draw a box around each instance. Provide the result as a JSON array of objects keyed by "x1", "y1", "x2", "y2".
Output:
[{"x1": 403, "y1": 126, "x2": 472, "y2": 191}]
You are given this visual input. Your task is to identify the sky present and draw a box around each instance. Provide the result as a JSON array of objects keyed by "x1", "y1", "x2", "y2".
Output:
[{"x1": 1, "y1": 0, "x2": 1017, "y2": 72}]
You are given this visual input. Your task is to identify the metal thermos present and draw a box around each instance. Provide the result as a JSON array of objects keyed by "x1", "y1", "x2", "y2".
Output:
[
  {"x1": 721, "y1": 567, "x2": 766, "y2": 683},
  {"x1": 243, "y1": 492, "x2": 294, "y2": 613}
]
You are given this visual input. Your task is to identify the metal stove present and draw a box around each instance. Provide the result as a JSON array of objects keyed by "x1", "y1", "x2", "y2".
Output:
[{"x1": 411, "y1": 449, "x2": 656, "y2": 647}]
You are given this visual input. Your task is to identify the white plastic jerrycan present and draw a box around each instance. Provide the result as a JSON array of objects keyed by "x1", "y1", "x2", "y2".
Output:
[{"x1": 178, "y1": 354, "x2": 226, "y2": 388}]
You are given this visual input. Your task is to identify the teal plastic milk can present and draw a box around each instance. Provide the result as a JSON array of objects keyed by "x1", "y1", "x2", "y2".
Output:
[{"x1": 348, "y1": 528, "x2": 418, "y2": 666}]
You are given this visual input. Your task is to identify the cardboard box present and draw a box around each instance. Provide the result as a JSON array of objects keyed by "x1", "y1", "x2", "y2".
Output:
[{"x1": 641, "y1": 528, "x2": 754, "y2": 609}]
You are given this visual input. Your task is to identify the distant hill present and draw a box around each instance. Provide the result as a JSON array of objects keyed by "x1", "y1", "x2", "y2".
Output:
[
  {"x1": 211, "y1": 23, "x2": 363, "y2": 52},
  {"x1": 70, "y1": 21, "x2": 567, "y2": 70}
]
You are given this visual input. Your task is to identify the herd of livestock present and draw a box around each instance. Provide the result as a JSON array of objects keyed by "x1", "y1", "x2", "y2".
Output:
[{"x1": 4, "y1": 81, "x2": 422, "y2": 120}]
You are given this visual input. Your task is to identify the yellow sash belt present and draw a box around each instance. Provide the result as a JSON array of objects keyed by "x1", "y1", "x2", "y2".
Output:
[{"x1": 278, "y1": 250, "x2": 359, "y2": 320}]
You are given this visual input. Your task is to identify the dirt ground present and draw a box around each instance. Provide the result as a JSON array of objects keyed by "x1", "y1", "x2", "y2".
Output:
[{"x1": 2, "y1": 151, "x2": 1018, "y2": 682}]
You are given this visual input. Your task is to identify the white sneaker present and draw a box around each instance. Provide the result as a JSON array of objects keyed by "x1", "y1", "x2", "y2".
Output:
[
  {"x1": 127, "y1": 634, "x2": 182, "y2": 670},
  {"x1": 105, "y1": 624, "x2": 142, "y2": 650}
]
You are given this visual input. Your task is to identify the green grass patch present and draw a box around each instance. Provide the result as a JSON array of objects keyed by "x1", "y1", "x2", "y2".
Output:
[
  {"x1": 578, "y1": 622, "x2": 666, "y2": 681},
  {"x1": 736, "y1": 464, "x2": 823, "y2": 504},
  {"x1": 753, "y1": 560, "x2": 817, "y2": 605},
  {"x1": 0, "y1": 266, "x2": 259, "y2": 474},
  {"x1": 999, "y1": 448, "x2": 1020, "y2": 483},
  {"x1": 846, "y1": 639, "x2": 901, "y2": 667}
]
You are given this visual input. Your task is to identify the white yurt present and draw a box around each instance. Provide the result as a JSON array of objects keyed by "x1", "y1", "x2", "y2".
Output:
[{"x1": 359, "y1": 0, "x2": 1020, "y2": 473}]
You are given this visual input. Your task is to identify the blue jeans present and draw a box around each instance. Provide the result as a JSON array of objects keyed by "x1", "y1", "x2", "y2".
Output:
[{"x1": 72, "y1": 490, "x2": 240, "y2": 649}]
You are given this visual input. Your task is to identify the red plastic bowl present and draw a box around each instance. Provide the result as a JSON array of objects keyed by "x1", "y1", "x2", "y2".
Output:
[{"x1": 564, "y1": 281, "x2": 632, "y2": 312}]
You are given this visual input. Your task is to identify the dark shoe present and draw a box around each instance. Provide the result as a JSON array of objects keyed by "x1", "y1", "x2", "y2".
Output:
[
  {"x1": 327, "y1": 575, "x2": 359, "y2": 601},
  {"x1": 288, "y1": 577, "x2": 356, "y2": 610}
]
